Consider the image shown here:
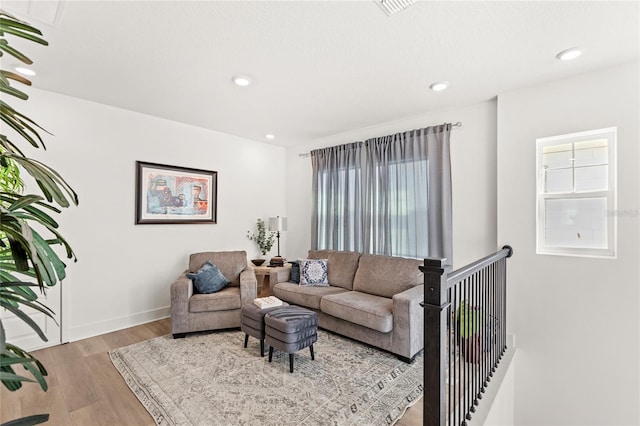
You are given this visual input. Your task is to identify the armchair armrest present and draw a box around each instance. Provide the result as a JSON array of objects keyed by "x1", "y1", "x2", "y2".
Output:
[
  {"x1": 392, "y1": 285, "x2": 425, "y2": 359},
  {"x1": 240, "y1": 268, "x2": 257, "y2": 304},
  {"x1": 170, "y1": 270, "x2": 193, "y2": 335}
]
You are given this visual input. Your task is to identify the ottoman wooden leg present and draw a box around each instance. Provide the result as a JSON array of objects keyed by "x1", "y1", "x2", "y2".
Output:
[
  {"x1": 244, "y1": 334, "x2": 249, "y2": 348},
  {"x1": 260, "y1": 339, "x2": 265, "y2": 357},
  {"x1": 289, "y1": 353, "x2": 294, "y2": 373},
  {"x1": 268, "y1": 346, "x2": 274, "y2": 362},
  {"x1": 310, "y1": 344, "x2": 315, "y2": 360}
]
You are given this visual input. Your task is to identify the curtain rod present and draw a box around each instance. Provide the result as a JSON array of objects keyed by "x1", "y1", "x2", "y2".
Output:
[{"x1": 298, "y1": 121, "x2": 462, "y2": 158}]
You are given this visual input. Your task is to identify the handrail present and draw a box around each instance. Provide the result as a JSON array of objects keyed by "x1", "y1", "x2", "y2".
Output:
[{"x1": 445, "y1": 245, "x2": 513, "y2": 288}]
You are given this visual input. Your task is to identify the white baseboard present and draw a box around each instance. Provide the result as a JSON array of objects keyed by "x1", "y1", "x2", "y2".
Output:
[{"x1": 68, "y1": 306, "x2": 170, "y2": 342}]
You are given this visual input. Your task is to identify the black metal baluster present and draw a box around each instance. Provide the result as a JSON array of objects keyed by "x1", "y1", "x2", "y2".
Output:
[
  {"x1": 464, "y1": 277, "x2": 471, "y2": 424},
  {"x1": 453, "y1": 283, "x2": 463, "y2": 426},
  {"x1": 502, "y1": 257, "x2": 508, "y2": 355},
  {"x1": 470, "y1": 272, "x2": 477, "y2": 416},
  {"x1": 461, "y1": 277, "x2": 465, "y2": 425},
  {"x1": 480, "y1": 265, "x2": 486, "y2": 398},
  {"x1": 484, "y1": 264, "x2": 500, "y2": 387},
  {"x1": 491, "y1": 261, "x2": 497, "y2": 377},
  {"x1": 448, "y1": 285, "x2": 452, "y2": 426},
  {"x1": 492, "y1": 264, "x2": 496, "y2": 386}
]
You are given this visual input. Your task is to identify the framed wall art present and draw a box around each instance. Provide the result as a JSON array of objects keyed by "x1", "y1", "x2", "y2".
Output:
[{"x1": 135, "y1": 161, "x2": 217, "y2": 224}]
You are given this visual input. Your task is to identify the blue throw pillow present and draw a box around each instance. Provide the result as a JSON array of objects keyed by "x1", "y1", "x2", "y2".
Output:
[
  {"x1": 289, "y1": 261, "x2": 300, "y2": 284},
  {"x1": 299, "y1": 259, "x2": 329, "y2": 286},
  {"x1": 187, "y1": 261, "x2": 230, "y2": 294}
]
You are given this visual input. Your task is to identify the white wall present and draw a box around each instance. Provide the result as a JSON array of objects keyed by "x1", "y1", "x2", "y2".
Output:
[
  {"x1": 18, "y1": 88, "x2": 287, "y2": 342},
  {"x1": 286, "y1": 100, "x2": 498, "y2": 268},
  {"x1": 497, "y1": 61, "x2": 640, "y2": 425}
]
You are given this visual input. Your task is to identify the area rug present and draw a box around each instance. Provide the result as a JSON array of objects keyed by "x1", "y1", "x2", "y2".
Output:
[{"x1": 109, "y1": 329, "x2": 423, "y2": 426}]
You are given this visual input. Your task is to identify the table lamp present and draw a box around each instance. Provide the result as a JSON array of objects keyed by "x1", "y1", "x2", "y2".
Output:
[{"x1": 269, "y1": 216, "x2": 287, "y2": 266}]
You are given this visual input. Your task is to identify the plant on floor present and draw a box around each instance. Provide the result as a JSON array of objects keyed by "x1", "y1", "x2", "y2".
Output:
[
  {"x1": 246, "y1": 218, "x2": 275, "y2": 256},
  {"x1": 0, "y1": 10, "x2": 78, "y2": 426}
]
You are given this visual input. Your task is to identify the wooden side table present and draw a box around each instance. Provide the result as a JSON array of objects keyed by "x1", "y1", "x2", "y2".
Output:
[{"x1": 253, "y1": 264, "x2": 291, "y2": 297}]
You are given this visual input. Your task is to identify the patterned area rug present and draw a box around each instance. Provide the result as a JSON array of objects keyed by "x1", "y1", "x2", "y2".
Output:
[{"x1": 109, "y1": 329, "x2": 423, "y2": 426}]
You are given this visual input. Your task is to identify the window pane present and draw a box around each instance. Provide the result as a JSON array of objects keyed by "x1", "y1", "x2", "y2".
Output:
[
  {"x1": 545, "y1": 169, "x2": 572, "y2": 193},
  {"x1": 575, "y1": 165, "x2": 608, "y2": 192},
  {"x1": 544, "y1": 198, "x2": 607, "y2": 248},
  {"x1": 542, "y1": 143, "x2": 572, "y2": 169},
  {"x1": 574, "y1": 139, "x2": 607, "y2": 167}
]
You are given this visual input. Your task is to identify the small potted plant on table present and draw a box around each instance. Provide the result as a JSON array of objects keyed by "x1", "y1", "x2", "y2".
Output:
[{"x1": 247, "y1": 218, "x2": 275, "y2": 266}]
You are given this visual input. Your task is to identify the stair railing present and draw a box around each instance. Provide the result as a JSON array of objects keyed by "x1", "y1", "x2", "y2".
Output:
[{"x1": 422, "y1": 245, "x2": 513, "y2": 426}]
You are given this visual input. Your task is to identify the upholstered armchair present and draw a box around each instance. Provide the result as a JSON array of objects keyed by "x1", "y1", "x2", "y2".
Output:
[{"x1": 170, "y1": 251, "x2": 257, "y2": 338}]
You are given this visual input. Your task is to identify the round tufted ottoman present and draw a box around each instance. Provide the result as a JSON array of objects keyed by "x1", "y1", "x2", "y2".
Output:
[
  {"x1": 265, "y1": 306, "x2": 318, "y2": 373},
  {"x1": 241, "y1": 302, "x2": 289, "y2": 357}
]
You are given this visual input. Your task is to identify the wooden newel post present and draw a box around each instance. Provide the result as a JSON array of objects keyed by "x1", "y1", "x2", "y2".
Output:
[{"x1": 421, "y1": 257, "x2": 451, "y2": 426}]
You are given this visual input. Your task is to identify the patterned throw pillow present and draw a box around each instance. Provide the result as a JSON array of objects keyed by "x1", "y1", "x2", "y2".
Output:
[
  {"x1": 299, "y1": 259, "x2": 329, "y2": 286},
  {"x1": 187, "y1": 261, "x2": 230, "y2": 294}
]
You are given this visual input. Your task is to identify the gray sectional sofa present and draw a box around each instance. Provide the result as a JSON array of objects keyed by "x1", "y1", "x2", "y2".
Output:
[{"x1": 270, "y1": 250, "x2": 424, "y2": 362}]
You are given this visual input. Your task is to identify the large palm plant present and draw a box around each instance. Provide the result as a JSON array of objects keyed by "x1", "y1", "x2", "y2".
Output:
[{"x1": 0, "y1": 10, "x2": 78, "y2": 426}]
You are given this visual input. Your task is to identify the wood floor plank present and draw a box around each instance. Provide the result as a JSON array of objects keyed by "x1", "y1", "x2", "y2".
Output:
[
  {"x1": 0, "y1": 386, "x2": 22, "y2": 423},
  {"x1": 99, "y1": 322, "x2": 158, "y2": 350},
  {"x1": 397, "y1": 399, "x2": 423, "y2": 426},
  {"x1": 48, "y1": 341, "x2": 100, "y2": 413},
  {"x1": 145, "y1": 318, "x2": 171, "y2": 336},
  {"x1": 85, "y1": 351, "x2": 155, "y2": 425},
  {"x1": 73, "y1": 334, "x2": 111, "y2": 358},
  {"x1": 0, "y1": 347, "x2": 66, "y2": 424},
  {"x1": 69, "y1": 400, "x2": 121, "y2": 426}
]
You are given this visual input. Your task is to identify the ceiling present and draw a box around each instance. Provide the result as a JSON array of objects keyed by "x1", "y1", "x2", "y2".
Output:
[{"x1": 3, "y1": 0, "x2": 639, "y2": 147}]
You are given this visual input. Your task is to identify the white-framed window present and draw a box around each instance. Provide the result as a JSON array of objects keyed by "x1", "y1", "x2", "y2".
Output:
[{"x1": 536, "y1": 127, "x2": 617, "y2": 258}]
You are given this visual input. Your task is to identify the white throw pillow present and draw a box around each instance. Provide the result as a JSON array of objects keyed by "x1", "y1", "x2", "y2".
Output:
[{"x1": 299, "y1": 259, "x2": 329, "y2": 286}]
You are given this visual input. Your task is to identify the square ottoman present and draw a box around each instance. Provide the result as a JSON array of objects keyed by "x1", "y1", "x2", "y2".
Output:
[
  {"x1": 265, "y1": 306, "x2": 318, "y2": 373},
  {"x1": 241, "y1": 302, "x2": 289, "y2": 356}
]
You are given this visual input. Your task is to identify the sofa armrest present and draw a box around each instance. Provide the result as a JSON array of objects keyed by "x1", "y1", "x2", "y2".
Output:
[
  {"x1": 269, "y1": 268, "x2": 292, "y2": 293},
  {"x1": 170, "y1": 270, "x2": 193, "y2": 335},
  {"x1": 269, "y1": 267, "x2": 291, "y2": 289},
  {"x1": 240, "y1": 268, "x2": 258, "y2": 304},
  {"x1": 392, "y1": 285, "x2": 425, "y2": 359}
]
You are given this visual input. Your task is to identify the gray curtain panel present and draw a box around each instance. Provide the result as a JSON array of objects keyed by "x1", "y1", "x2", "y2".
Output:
[
  {"x1": 311, "y1": 142, "x2": 364, "y2": 252},
  {"x1": 311, "y1": 124, "x2": 452, "y2": 262}
]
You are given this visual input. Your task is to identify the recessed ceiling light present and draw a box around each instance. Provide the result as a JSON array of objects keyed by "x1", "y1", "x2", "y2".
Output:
[
  {"x1": 265, "y1": 134, "x2": 275, "y2": 140},
  {"x1": 15, "y1": 66, "x2": 36, "y2": 76},
  {"x1": 232, "y1": 75, "x2": 252, "y2": 86},
  {"x1": 429, "y1": 81, "x2": 449, "y2": 92},
  {"x1": 556, "y1": 47, "x2": 582, "y2": 61}
]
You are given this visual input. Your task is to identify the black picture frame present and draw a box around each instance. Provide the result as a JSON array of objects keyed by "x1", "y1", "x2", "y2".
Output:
[{"x1": 135, "y1": 161, "x2": 217, "y2": 224}]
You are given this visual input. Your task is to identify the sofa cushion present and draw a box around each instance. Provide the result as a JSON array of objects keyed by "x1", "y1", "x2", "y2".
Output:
[
  {"x1": 272, "y1": 282, "x2": 348, "y2": 310},
  {"x1": 186, "y1": 261, "x2": 230, "y2": 294},
  {"x1": 352, "y1": 254, "x2": 423, "y2": 298},
  {"x1": 189, "y1": 251, "x2": 247, "y2": 287},
  {"x1": 308, "y1": 250, "x2": 361, "y2": 290},
  {"x1": 299, "y1": 259, "x2": 329, "y2": 286},
  {"x1": 320, "y1": 291, "x2": 393, "y2": 333},
  {"x1": 189, "y1": 286, "x2": 241, "y2": 313}
]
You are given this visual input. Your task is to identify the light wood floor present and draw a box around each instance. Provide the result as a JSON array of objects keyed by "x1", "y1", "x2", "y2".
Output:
[{"x1": 1, "y1": 318, "x2": 423, "y2": 426}]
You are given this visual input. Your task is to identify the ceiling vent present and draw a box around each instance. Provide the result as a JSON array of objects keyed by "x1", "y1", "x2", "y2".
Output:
[{"x1": 375, "y1": 0, "x2": 418, "y2": 16}]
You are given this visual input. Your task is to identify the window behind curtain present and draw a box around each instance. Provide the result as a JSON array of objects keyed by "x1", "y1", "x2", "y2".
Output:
[
  {"x1": 311, "y1": 124, "x2": 451, "y2": 260},
  {"x1": 365, "y1": 154, "x2": 429, "y2": 258}
]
